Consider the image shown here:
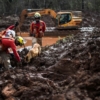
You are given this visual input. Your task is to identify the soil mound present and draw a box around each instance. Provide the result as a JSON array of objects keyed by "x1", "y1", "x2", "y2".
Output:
[
  {"x1": 0, "y1": 28, "x2": 100, "y2": 99},
  {"x1": 0, "y1": 11, "x2": 100, "y2": 100}
]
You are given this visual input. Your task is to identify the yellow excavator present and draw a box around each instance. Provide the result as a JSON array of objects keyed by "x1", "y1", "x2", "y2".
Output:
[{"x1": 16, "y1": 9, "x2": 83, "y2": 35}]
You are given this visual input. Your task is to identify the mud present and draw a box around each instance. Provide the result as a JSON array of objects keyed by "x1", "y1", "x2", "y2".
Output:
[
  {"x1": 0, "y1": 12, "x2": 100, "y2": 100},
  {"x1": 0, "y1": 27, "x2": 100, "y2": 100}
]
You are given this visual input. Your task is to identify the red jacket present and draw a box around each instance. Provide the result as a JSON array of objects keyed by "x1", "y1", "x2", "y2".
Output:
[
  {"x1": 2, "y1": 25, "x2": 15, "y2": 36},
  {"x1": 7, "y1": 25, "x2": 15, "y2": 30},
  {"x1": 1, "y1": 38, "x2": 20, "y2": 62},
  {"x1": 30, "y1": 20, "x2": 46, "y2": 37}
]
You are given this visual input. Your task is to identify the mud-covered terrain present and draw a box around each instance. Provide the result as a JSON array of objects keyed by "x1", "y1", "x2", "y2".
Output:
[
  {"x1": 0, "y1": 27, "x2": 100, "y2": 100},
  {"x1": 0, "y1": 12, "x2": 100, "y2": 100}
]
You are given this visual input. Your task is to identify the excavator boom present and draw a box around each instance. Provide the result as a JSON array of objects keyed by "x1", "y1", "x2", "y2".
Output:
[
  {"x1": 16, "y1": 8, "x2": 83, "y2": 36},
  {"x1": 19, "y1": 9, "x2": 57, "y2": 25}
]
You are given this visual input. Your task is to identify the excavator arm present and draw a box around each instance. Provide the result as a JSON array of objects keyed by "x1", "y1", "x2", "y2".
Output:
[
  {"x1": 16, "y1": 8, "x2": 83, "y2": 34},
  {"x1": 16, "y1": 9, "x2": 57, "y2": 32},
  {"x1": 26, "y1": 9, "x2": 57, "y2": 18}
]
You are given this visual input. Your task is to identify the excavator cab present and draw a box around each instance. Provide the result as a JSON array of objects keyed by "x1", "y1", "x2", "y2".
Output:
[
  {"x1": 56, "y1": 11, "x2": 82, "y2": 29},
  {"x1": 58, "y1": 13, "x2": 71, "y2": 25}
]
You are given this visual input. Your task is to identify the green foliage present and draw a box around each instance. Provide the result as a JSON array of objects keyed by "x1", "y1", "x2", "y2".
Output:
[
  {"x1": 9, "y1": 0, "x2": 13, "y2": 3},
  {"x1": 0, "y1": 0, "x2": 100, "y2": 15}
]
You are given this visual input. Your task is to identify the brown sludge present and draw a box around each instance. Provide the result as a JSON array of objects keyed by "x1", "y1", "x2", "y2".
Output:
[{"x1": 0, "y1": 12, "x2": 100, "y2": 100}]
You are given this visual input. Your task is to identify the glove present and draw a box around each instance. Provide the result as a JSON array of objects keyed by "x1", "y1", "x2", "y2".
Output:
[
  {"x1": 14, "y1": 22, "x2": 19, "y2": 27},
  {"x1": 39, "y1": 31, "x2": 43, "y2": 34},
  {"x1": 33, "y1": 29, "x2": 37, "y2": 33},
  {"x1": 30, "y1": 33, "x2": 35, "y2": 37},
  {"x1": 17, "y1": 61, "x2": 22, "y2": 67}
]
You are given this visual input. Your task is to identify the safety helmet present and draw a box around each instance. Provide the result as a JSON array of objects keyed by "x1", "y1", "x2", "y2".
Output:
[
  {"x1": 34, "y1": 12, "x2": 41, "y2": 19},
  {"x1": 15, "y1": 36, "x2": 24, "y2": 46},
  {"x1": 6, "y1": 29, "x2": 16, "y2": 38}
]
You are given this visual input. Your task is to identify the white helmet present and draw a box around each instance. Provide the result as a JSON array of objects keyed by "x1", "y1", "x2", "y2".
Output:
[
  {"x1": 34, "y1": 12, "x2": 41, "y2": 19},
  {"x1": 6, "y1": 29, "x2": 16, "y2": 38}
]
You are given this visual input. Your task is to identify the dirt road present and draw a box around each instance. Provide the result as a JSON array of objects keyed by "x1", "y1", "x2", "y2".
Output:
[
  {"x1": 23, "y1": 36, "x2": 59, "y2": 47},
  {"x1": 16, "y1": 32, "x2": 63, "y2": 50}
]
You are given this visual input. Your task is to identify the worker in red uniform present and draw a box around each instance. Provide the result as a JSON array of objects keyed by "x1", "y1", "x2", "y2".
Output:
[
  {"x1": 0, "y1": 21, "x2": 19, "y2": 38},
  {"x1": 30, "y1": 12, "x2": 46, "y2": 46},
  {"x1": 1, "y1": 29, "x2": 16, "y2": 40},
  {"x1": 0, "y1": 36, "x2": 24, "y2": 69}
]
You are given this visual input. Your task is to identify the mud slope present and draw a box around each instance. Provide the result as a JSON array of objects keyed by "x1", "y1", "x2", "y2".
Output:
[{"x1": 0, "y1": 28, "x2": 100, "y2": 100}]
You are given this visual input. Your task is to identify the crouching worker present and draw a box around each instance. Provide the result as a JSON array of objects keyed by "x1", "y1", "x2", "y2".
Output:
[
  {"x1": 0, "y1": 21, "x2": 19, "y2": 38},
  {"x1": 0, "y1": 36, "x2": 24, "y2": 69},
  {"x1": 2, "y1": 29, "x2": 16, "y2": 39},
  {"x1": 25, "y1": 42, "x2": 41, "y2": 63}
]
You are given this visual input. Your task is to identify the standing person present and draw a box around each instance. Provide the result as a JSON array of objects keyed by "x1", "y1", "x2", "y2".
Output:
[
  {"x1": 0, "y1": 36, "x2": 24, "y2": 69},
  {"x1": 30, "y1": 12, "x2": 46, "y2": 46}
]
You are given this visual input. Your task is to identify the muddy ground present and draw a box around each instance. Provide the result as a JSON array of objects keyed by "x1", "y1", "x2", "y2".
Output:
[{"x1": 0, "y1": 12, "x2": 100, "y2": 100}]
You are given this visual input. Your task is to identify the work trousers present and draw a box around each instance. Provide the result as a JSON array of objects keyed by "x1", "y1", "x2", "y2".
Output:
[
  {"x1": 0, "y1": 52, "x2": 11, "y2": 70},
  {"x1": 32, "y1": 37, "x2": 42, "y2": 46},
  {"x1": 37, "y1": 38, "x2": 42, "y2": 46}
]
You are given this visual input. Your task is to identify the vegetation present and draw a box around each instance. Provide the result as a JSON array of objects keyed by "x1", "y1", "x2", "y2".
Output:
[{"x1": 0, "y1": 0, "x2": 100, "y2": 16}]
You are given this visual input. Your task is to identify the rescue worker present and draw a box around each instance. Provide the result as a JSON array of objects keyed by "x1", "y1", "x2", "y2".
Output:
[
  {"x1": 30, "y1": 12, "x2": 46, "y2": 46},
  {"x1": 2, "y1": 29, "x2": 16, "y2": 39},
  {"x1": 0, "y1": 21, "x2": 19, "y2": 37},
  {"x1": 0, "y1": 36, "x2": 24, "y2": 69},
  {"x1": 7, "y1": 21, "x2": 19, "y2": 30}
]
